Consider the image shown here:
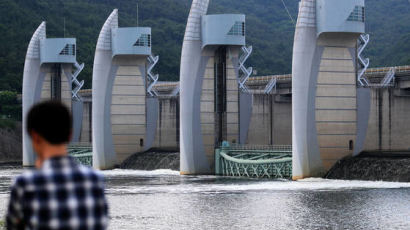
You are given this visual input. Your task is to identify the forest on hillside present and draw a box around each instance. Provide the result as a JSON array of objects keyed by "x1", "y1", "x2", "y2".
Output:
[{"x1": 0, "y1": 0, "x2": 409, "y2": 92}]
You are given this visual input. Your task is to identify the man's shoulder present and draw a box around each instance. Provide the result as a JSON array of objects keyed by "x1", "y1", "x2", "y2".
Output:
[{"x1": 11, "y1": 169, "x2": 41, "y2": 188}]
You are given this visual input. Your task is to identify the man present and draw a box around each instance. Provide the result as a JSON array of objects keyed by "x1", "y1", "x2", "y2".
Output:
[{"x1": 7, "y1": 101, "x2": 108, "y2": 230}]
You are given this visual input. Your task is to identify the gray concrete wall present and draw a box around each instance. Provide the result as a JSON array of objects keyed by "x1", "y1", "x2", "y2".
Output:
[
  {"x1": 152, "y1": 97, "x2": 179, "y2": 149},
  {"x1": 79, "y1": 81, "x2": 410, "y2": 163},
  {"x1": 246, "y1": 94, "x2": 272, "y2": 145},
  {"x1": 110, "y1": 57, "x2": 147, "y2": 163},
  {"x1": 272, "y1": 96, "x2": 292, "y2": 145},
  {"x1": 363, "y1": 88, "x2": 410, "y2": 151},
  {"x1": 200, "y1": 52, "x2": 215, "y2": 165},
  {"x1": 246, "y1": 86, "x2": 410, "y2": 154},
  {"x1": 40, "y1": 64, "x2": 72, "y2": 110},
  {"x1": 315, "y1": 34, "x2": 358, "y2": 170},
  {"x1": 246, "y1": 94, "x2": 292, "y2": 146},
  {"x1": 79, "y1": 101, "x2": 92, "y2": 143},
  {"x1": 200, "y1": 47, "x2": 240, "y2": 169},
  {"x1": 225, "y1": 48, "x2": 240, "y2": 146}
]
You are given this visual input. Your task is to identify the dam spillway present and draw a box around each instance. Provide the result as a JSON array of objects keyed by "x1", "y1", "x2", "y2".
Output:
[
  {"x1": 74, "y1": 65, "x2": 410, "y2": 175},
  {"x1": 19, "y1": 1, "x2": 410, "y2": 178}
]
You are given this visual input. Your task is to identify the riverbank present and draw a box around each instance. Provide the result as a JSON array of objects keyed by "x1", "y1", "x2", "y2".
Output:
[
  {"x1": 0, "y1": 121, "x2": 21, "y2": 163},
  {"x1": 326, "y1": 151, "x2": 410, "y2": 182}
]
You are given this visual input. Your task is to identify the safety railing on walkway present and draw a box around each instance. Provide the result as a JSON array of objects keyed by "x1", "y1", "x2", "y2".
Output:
[
  {"x1": 215, "y1": 143, "x2": 292, "y2": 179},
  {"x1": 68, "y1": 143, "x2": 93, "y2": 166}
]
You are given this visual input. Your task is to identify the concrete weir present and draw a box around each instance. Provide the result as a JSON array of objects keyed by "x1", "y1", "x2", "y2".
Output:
[
  {"x1": 77, "y1": 64, "x2": 410, "y2": 173},
  {"x1": 179, "y1": 0, "x2": 251, "y2": 175},
  {"x1": 92, "y1": 9, "x2": 158, "y2": 169},
  {"x1": 22, "y1": 22, "x2": 84, "y2": 166}
]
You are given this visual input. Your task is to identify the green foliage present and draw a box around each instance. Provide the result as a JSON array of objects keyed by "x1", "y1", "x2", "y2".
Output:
[
  {"x1": 0, "y1": 91, "x2": 21, "y2": 120},
  {"x1": 0, "y1": 219, "x2": 4, "y2": 230},
  {"x1": 0, "y1": 0, "x2": 409, "y2": 92},
  {"x1": 0, "y1": 91, "x2": 17, "y2": 105},
  {"x1": 0, "y1": 118, "x2": 16, "y2": 129}
]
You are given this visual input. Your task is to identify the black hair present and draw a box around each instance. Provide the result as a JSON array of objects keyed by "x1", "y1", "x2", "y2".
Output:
[{"x1": 27, "y1": 100, "x2": 72, "y2": 144}]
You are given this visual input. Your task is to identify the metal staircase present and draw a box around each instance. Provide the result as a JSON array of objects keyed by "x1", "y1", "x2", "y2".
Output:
[
  {"x1": 72, "y1": 62, "x2": 85, "y2": 101},
  {"x1": 358, "y1": 34, "x2": 370, "y2": 86},
  {"x1": 238, "y1": 46, "x2": 253, "y2": 93},
  {"x1": 381, "y1": 67, "x2": 396, "y2": 87},
  {"x1": 170, "y1": 83, "x2": 180, "y2": 97},
  {"x1": 147, "y1": 54, "x2": 159, "y2": 97},
  {"x1": 264, "y1": 77, "x2": 277, "y2": 94}
]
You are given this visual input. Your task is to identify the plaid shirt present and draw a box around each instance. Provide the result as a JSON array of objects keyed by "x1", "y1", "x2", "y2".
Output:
[{"x1": 6, "y1": 156, "x2": 109, "y2": 230}]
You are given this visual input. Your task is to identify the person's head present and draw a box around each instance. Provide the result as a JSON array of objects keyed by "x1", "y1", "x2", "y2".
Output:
[{"x1": 27, "y1": 101, "x2": 72, "y2": 167}]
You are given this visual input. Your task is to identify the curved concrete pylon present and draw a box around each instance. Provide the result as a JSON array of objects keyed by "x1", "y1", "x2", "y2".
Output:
[
  {"x1": 292, "y1": 0, "x2": 366, "y2": 179},
  {"x1": 22, "y1": 22, "x2": 46, "y2": 166},
  {"x1": 291, "y1": 0, "x2": 323, "y2": 180},
  {"x1": 92, "y1": 9, "x2": 119, "y2": 169},
  {"x1": 180, "y1": 0, "x2": 211, "y2": 174}
]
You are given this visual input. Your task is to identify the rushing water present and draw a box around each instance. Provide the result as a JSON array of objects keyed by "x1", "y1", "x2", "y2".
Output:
[{"x1": 0, "y1": 167, "x2": 409, "y2": 229}]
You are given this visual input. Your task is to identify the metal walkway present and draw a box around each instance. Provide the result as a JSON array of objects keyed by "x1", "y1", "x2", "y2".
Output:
[
  {"x1": 68, "y1": 144, "x2": 93, "y2": 166},
  {"x1": 215, "y1": 144, "x2": 292, "y2": 179}
]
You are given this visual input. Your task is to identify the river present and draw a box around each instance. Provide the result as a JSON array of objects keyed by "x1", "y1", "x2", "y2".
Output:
[{"x1": 0, "y1": 167, "x2": 409, "y2": 229}]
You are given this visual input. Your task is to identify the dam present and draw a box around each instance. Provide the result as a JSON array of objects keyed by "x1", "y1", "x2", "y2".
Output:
[
  {"x1": 72, "y1": 64, "x2": 410, "y2": 174},
  {"x1": 20, "y1": 0, "x2": 410, "y2": 179}
]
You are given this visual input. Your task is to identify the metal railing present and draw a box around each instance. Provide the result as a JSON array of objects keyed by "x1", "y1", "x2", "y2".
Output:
[
  {"x1": 365, "y1": 65, "x2": 410, "y2": 75},
  {"x1": 215, "y1": 144, "x2": 292, "y2": 179},
  {"x1": 247, "y1": 74, "x2": 292, "y2": 85},
  {"x1": 153, "y1": 81, "x2": 180, "y2": 97},
  {"x1": 264, "y1": 77, "x2": 277, "y2": 94},
  {"x1": 247, "y1": 66, "x2": 410, "y2": 87}
]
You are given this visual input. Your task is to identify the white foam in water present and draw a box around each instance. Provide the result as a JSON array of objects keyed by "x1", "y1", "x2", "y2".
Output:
[
  {"x1": 2, "y1": 168, "x2": 410, "y2": 194},
  {"x1": 0, "y1": 168, "x2": 27, "y2": 178},
  {"x1": 101, "y1": 169, "x2": 410, "y2": 194},
  {"x1": 101, "y1": 169, "x2": 180, "y2": 176}
]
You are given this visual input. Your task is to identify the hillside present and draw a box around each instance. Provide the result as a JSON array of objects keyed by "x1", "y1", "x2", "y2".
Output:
[{"x1": 0, "y1": 0, "x2": 409, "y2": 91}]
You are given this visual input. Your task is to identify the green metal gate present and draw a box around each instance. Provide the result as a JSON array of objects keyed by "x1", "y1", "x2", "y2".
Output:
[
  {"x1": 68, "y1": 143, "x2": 93, "y2": 167},
  {"x1": 215, "y1": 144, "x2": 292, "y2": 179}
]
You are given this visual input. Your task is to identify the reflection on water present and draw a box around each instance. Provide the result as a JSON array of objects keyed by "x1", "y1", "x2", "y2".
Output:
[{"x1": 1, "y1": 168, "x2": 410, "y2": 229}]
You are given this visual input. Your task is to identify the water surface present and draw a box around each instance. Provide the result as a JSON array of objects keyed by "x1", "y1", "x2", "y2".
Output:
[{"x1": 1, "y1": 167, "x2": 409, "y2": 229}]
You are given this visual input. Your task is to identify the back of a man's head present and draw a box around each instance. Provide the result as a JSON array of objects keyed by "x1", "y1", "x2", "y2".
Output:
[{"x1": 27, "y1": 100, "x2": 72, "y2": 144}]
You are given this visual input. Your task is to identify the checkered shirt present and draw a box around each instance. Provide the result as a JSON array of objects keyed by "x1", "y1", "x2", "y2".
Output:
[{"x1": 6, "y1": 156, "x2": 109, "y2": 230}]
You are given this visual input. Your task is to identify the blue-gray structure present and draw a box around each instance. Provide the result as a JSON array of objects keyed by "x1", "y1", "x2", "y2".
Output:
[
  {"x1": 22, "y1": 22, "x2": 84, "y2": 166},
  {"x1": 180, "y1": 0, "x2": 252, "y2": 174},
  {"x1": 292, "y1": 0, "x2": 369, "y2": 179},
  {"x1": 92, "y1": 9, "x2": 159, "y2": 169}
]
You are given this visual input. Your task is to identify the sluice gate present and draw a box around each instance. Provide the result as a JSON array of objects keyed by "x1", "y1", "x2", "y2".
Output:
[
  {"x1": 215, "y1": 143, "x2": 292, "y2": 179},
  {"x1": 68, "y1": 144, "x2": 93, "y2": 166}
]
